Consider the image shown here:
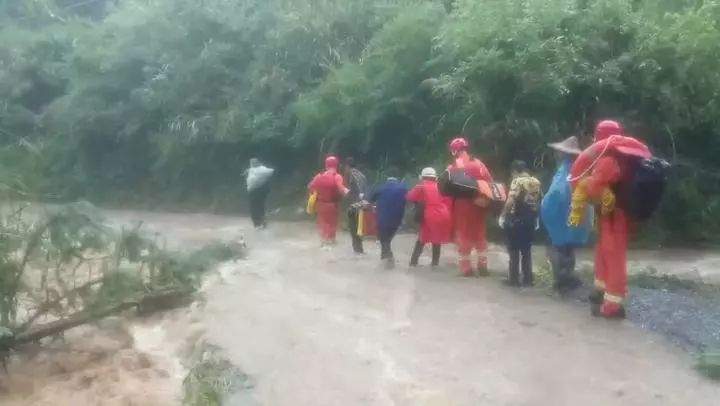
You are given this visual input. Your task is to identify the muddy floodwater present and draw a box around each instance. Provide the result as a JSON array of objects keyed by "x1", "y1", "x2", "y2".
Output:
[{"x1": 2, "y1": 208, "x2": 720, "y2": 405}]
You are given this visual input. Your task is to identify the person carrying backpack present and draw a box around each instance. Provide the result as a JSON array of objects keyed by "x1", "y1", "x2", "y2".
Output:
[
  {"x1": 499, "y1": 161, "x2": 542, "y2": 287},
  {"x1": 446, "y1": 137, "x2": 494, "y2": 277},
  {"x1": 541, "y1": 136, "x2": 592, "y2": 293},
  {"x1": 343, "y1": 157, "x2": 369, "y2": 254},
  {"x1": 569, "y1": 120, "x2": 666, "y2": 319},
  {"x1": 406, "y1": 167, "x2": 452, "y2": 268}
]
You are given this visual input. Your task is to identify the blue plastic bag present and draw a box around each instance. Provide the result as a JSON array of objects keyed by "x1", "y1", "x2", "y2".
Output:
[{"x1": 541, "y1": 160, "x2": 593, "y2": 246}]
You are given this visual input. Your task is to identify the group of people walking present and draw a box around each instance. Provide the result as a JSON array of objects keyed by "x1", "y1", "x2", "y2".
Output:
[
  {"x1": 253, "y1": 119, "x2": 664, "y2": 320},
  {"x1": 304, "y1": 135, "x2": 567, "y2": 281}
]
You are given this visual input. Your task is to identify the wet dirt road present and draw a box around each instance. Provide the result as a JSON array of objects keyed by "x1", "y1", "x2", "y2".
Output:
[{"x1": 102, "y1": 209, "x2": 720, "y2": 406}]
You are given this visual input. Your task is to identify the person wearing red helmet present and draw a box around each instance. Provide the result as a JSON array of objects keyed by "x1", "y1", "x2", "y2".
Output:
[
  {"x1": 593, "y1": 120, "x2": 624, "y2": 142},
  {"x1": 308, "y1": 156, "x2": 350, "y2": 247},
  {"x1": 447, "y1": 136, "x2": 494, "y2": 276},
  {"x1": 569, "y1": 119, "x2": 649, "y2": 318}
]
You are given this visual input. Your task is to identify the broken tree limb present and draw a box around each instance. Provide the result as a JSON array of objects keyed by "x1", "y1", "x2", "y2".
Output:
[
  {"x1": 19, "y1": 277, "x2": 105, "y2": 331},
  {"x1": 7, "y1": 288, "x2": 193, "y2": 347},
  {"x1": 13, "y1": 301, "x2": 139, "y2": 345}
]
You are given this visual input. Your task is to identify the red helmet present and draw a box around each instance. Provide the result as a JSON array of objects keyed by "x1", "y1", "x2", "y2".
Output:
[
  {"x1": 594, "y1": 120, "x2": 623, "y2": 142},
  {"x1": 325, "y1": 155, "x2": 339, "y2": 169},
  {"x1": 449, "y1": 137, "x2": 469, "y2": 153}
]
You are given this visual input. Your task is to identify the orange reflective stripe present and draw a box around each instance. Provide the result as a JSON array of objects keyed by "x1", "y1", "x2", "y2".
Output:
[{"x1": 604, "y1": 293, "x2": 624, "y2": 304}]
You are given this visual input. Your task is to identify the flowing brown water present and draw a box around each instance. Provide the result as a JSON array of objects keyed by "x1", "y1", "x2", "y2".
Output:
[{"x1": 2, "y1": 208, "x2": 720, "y2": 405}]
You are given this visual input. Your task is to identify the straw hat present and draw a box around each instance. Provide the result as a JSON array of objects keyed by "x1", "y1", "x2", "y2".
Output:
[{"x1": 548, "y1": 136, "x2": 582, "y2": 155}]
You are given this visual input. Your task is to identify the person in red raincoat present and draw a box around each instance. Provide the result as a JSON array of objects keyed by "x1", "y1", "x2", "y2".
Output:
[
  {"x1": 308, "y1": 156, "x2": 349, "y2": 246},
  {"x1": 407, "y1": 167, "x2": 453, "y2": 267},
  {"x1": 569, "y1": 120, "x2": 651, "y2": 318},
  {"x1": 447, "y1": 137, "x2": 494, "y2": 276}
]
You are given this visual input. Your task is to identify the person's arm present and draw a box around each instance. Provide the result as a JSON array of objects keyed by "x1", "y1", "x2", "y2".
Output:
[
  {"x1": 569, "y1": 156, "x2": 621, "y2": 226},
  {"x1": 406, "y1": 185, "x2": 423, "y2": 202},
  {"x1": 308, "y1": 174, "x2": 319, "y2": 192},
  {"x1": 585, "y1": 156, "x2": 621, "y2": 200},
  {"x1": 335, "y1": 174, "x2": 350, "y2": 196},
  {"x1": 356, "y1": 171, "x2": 368, "y2": 200},
  {"x1": 501, "y1": 178, "x2": 521, "y2": 219},
  {"x1": 479, "y1": 161, "x2": 493, "y2": 182}
]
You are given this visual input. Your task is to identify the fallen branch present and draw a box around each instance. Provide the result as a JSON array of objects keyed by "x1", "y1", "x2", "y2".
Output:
[
  {"x1": 6, "y1": 288, "x2": 193, "y2": 348},
  {"x1": 19, "y1": 277, "x2": 105, "y2": 332},
  {"x1": 13, "y1": 301, "x2": 138, "y2": 345}
]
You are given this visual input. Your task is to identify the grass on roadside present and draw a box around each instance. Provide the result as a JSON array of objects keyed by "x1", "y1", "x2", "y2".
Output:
[
  {"x1": 627, "y1": 266, "x2": 720, "y2": 296},
  {"x1": 183, "y1": 344, "x2": 251, "y2": 406},
  {"x1": 696, "y1": 351, "x2": 720, "y2": 381}
]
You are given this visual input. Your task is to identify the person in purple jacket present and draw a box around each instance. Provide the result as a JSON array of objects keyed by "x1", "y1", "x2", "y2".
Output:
[{"x1": 370, "y1": 169, "x2": 408, "y2": 268}]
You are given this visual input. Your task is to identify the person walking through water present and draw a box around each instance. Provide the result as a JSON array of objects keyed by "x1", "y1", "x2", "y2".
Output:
[
  {"x1": 541, "y1": 136, "x2": 592, "y2": 293},
  {"x1": 343, "y1": 157, "x2": 368, "y2": 254},
  {"x1": 447, "y1": 137, "x2": 494, "y2": 277},
  {"x1": 499, "y1": 160, "x2": 542, "y2": 287},
  {"x1": 246, "y1": 158, "x2": 275, "y2": 229},
  {"x1": 370, "y1": 169, "x2": 408, "y2": 268},
  {"x1": 406, "y1": 167, "x2": 452, "y2": 268},
  {"x1": 308, "y1": 156, "x2": 349, "y2": 247}
]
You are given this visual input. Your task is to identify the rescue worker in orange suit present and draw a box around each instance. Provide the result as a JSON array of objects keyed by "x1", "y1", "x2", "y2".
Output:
[
  {"x1": 448, "y1": 137, "x2": 494, "y2": 277},
  {"x1": 308, "y1": 156, "x2": 349, "y2": 247},
  {"x1": 569, "y1": 120, "x2": 650, "y2": 318}
]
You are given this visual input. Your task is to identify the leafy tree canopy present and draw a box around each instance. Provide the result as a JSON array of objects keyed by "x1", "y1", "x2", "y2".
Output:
[{"x1": 1, "y1": 0, "x2": 719, "y2": 243}]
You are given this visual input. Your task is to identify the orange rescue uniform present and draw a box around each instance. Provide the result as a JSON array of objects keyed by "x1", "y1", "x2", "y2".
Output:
[
  {"x1": 308, "y1": 170, "x2": 347, "y2": 243},
  {"x1": 581, "y1": 155, "x2": 630, "y2": 305},
  {"x1": 449, "y1": 153, "x2": 493, "y2": 275}
]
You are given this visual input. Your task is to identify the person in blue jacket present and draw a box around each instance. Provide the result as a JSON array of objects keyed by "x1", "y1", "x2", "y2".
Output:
[
  {"x1": 541, "y1": 136, "x2": 593, "y2": 292},
  {"x1": 371, "y1": 169, "x2": 408, "y2": 268}
]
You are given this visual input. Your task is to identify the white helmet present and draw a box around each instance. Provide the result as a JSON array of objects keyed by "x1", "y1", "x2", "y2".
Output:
[{"x1": 420, "y1": 167, "x2": 437, "y2": 179}]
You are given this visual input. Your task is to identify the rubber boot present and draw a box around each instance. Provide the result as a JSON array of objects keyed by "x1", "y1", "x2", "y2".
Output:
[
  {"x1": 589, "y1": 289, "x2": 604, "y2": 304},
  {"x1": 595, "y1": 300, "x2": 626, "y2": 319},
  {"x1": 431, "y1": 244, "x2": 441, "y2": 268},
  {"x1": 459, "y1": 258, "x2": 473, "y2": 277},
  {"x1": 409, "y1": 240, "x2": 423, "y2": 267},
  {"x1": 476, "y1": 257, "x2": 489, "y2": 277},
  {"x1": 588, "y1": 289, "x2": 604, "y2": 315}
]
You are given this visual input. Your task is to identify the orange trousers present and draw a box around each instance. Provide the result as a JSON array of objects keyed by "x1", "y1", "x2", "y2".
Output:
[
  {"x1": 594, "y1": 208, "x2": 628, "y2": 303},
  {"x1": 316, "y1": 201, "x2": 339, "y2": 243},
  {"x1": 454, "y1": 198, "x2": 488, "y2": 274}
]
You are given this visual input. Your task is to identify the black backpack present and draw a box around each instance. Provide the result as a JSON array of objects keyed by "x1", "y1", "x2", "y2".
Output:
[
  {"x1": 624, "y1": 157, "x2": 670, "y2": 221},
  {"x1": 438, "y1": 168, "x2": 478, "y2": 198}
]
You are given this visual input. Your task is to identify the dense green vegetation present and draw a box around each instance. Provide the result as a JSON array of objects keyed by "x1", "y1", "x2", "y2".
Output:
[{"x1": 1, "y1": 0, "x2": 720, "y2": 243}]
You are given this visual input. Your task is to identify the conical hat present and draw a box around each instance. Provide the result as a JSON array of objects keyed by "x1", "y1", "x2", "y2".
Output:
[{"x1": 548, "y1": 136, "x2": 582, "y2": 155}]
